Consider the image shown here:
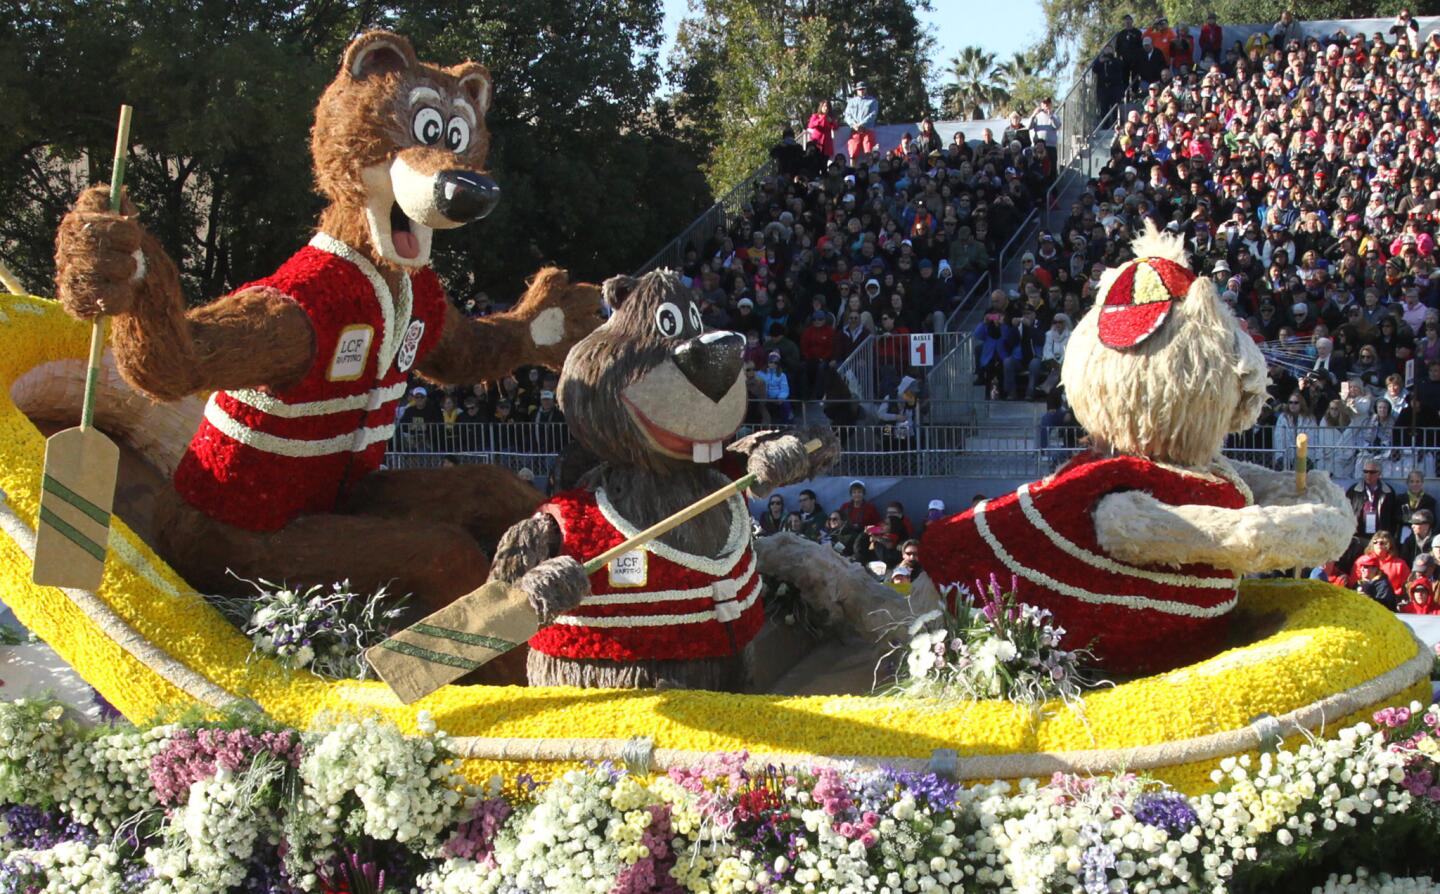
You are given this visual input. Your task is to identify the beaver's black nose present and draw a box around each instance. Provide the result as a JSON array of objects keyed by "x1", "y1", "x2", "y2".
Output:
[
  {"x1": 673, "y1": 331, "x2": 744, "y2": 403},
  {"x1": 434, "y1": 170, "x2": 500, "y2": 222}
]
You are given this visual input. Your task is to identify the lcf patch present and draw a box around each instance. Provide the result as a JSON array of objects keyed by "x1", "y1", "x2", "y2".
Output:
[{"x1": 328, "y1": 324, "x2": 374, "y2": 381}]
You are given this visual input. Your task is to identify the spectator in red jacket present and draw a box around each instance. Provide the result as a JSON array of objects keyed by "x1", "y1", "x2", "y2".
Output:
[
  {"x1": 1403, "y1": 576, "x2": 1440, "y2": 615},
  {"x1": 840, "y1": 480, "x2": 882, "y2": 528},
  {"x1": 1198, "y1": 12, "x2": 1223, "y2": 60},
  {"x1": 800, "y1": 309, "x2": 836, "y2": 399}
]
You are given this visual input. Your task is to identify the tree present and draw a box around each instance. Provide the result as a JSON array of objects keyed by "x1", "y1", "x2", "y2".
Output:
[
  {"x1": 942, "y1": 46, "x2": 1005, "y2": 120},
  {"x1": 0, "y1": 0, "x2": 709, "y2": 306},
  {"x1": 992, "y1": 49, "x2": 1056, "y2": 116},
  {"x1": 668, "y1": 0, "x2": 934, "y2": 194}
]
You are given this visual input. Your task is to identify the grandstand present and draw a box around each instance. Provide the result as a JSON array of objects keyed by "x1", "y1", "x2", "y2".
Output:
[{"x1": 393, "y1": 12, "x2": 1440, "y2": 517}]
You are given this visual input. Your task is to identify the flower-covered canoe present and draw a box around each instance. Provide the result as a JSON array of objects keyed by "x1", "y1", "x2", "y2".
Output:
[{"x1": 0, "y1": 292, "x2": 1429, "y2": 793}]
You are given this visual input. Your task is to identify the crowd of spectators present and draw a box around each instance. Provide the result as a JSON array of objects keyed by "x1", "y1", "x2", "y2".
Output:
[
  {"x1": 755, "y1": 480, "x2": 951, "y2": 583},
  {"x1": 676, "y1": 83, "x2": 1059, "y2": 424}
]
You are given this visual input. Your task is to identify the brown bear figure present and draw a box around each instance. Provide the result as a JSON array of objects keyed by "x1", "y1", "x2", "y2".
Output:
[
  {"x1": 486, "y1": 270, "x2": 840, "y2": 690},
  {"x1": 50, "y1": 31, "x2": 602, "y2": 615}
]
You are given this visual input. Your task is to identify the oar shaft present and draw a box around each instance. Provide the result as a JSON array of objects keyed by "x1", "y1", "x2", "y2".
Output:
[
  {"x1": 581, "y1": 438, "x2": 821, "y2": 574},
  {"x1": 0, "y1": 259, "x2": 24, "y2": 296},
  {"x1": 80, "y1": 104, "x2": 133, "y2": 433}
]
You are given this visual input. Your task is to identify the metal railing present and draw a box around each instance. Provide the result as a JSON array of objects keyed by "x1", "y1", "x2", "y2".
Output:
[
  {"x1": 385, "y1": 418, "x2": 1440, "y2": 483},
  {"x1": 636, "y1": 161, "x2": 775, "y2": 275},
  {"x1": 1044, "y1": 100, "x2": 1120, "y2": 230}
]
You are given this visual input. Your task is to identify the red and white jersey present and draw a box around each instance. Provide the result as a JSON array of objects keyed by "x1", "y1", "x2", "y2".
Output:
[
  {"x1": 529, "y1": 487, "x2": 765, "y2": 662},
  {"x1": 921, "y1": 452, "x2": 1252, "y2": 674},
  {"x1": 174, "y1": 234, "x2": 448, "y2": 532}
]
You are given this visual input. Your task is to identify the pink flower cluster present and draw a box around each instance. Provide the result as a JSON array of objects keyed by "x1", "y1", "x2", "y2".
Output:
[
  {"x1": 611, "y1": 805, "x2": 682, "y2": 894},
  {"x1": 811, "y1": 767, "x2": 852, "y2": 817},
  {"x1": 148, "y1": 727, "x2": 302, "y2": 806},
  {"x1": 666, "y1": 751, "x2": 749, "y2": 795},
  {"x1": 1374, "y1": 706, "x2": 1414, "y2": 728},
  {"x1": 444, "y1": 797, "x2": 512, "y2": 864}
]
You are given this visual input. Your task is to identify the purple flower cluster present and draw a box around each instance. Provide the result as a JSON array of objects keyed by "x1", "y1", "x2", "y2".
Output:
[
  {"x1": 148, "y1": 727, "x2": 301, "y2": 806},
  {"x1": 1132, "y1": 790, "x2": 1199, "y2": 835},
  {"x1": 1400, "y1": 766, "x2": 1440, "y2": 802},
  {"x1": 879, "y1": 768, "x2": 960, "y2": 811},
  {"x1": 443, "y1": 797, "x2": 512, "y2": 864},
  {"x1": 0, "y1": 805, "x2": 94, "y2": 851}
]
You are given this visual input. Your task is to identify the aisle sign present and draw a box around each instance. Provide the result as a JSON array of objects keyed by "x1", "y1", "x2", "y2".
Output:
[{"x1": 909, "y1": 333, "x2": 935, "y2": 367}]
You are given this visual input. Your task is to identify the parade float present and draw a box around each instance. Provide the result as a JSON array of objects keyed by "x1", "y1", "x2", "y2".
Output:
[{"x1": 0, "y1": 27, "x2": 1438, "y2": 894}]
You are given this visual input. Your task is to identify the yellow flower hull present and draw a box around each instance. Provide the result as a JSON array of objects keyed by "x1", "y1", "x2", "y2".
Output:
[{"x1": 0, "y1": 294, "x2": 1427, "y2": 794}]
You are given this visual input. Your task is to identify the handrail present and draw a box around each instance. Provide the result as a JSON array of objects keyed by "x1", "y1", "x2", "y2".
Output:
[{"x1": 636, "y1": 159, "x2": 776, "y2": 275}]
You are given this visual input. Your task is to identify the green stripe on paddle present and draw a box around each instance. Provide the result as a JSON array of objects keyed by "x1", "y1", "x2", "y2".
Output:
[
  {"x1": 42, "y1": 475, "x2": 112, "y2": 527},
  {"x1": 37, "y1": 507, "x2": 107, "y2": 563},
  {"x1": 411, "y1": 623, "x2": 518, "y2": 653},
  {"x1": 379, "y1": 638, "x2": 481, "y2": 671}
]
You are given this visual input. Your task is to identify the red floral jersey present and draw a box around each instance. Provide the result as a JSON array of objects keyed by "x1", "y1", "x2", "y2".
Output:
[
  {"x1": 174, "y1": 234, "x2": 448, "y2": 532},
  {"x1": 529, "y1": 487, "x2": 765, "y2": 662},
  {"x1": 921, "y1": 451, "x2": 1251, "y2": 674}
]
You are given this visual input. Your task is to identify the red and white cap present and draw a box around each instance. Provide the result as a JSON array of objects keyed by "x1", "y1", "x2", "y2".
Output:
[{"x1": 1097, "y1": 256, "x2": 1197, "y2": 349}]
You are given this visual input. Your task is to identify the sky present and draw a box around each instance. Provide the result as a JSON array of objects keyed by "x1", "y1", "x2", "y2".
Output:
[{"x1": 658, "y1": 0, "x2": 1049, "y2": 91}]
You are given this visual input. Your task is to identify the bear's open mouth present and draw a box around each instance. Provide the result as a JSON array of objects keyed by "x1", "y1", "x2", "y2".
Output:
[
  {"x1": 389, "y1": 203, "x2": 421, "y2": 260},
  {"x1": 622, "y1": 396, "x2": 729, "y2": 463}
]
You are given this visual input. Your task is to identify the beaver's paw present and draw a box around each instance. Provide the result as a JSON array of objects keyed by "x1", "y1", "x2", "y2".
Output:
[{"x1": 519, "y1": 556, "x2": 591, "y2": 623}]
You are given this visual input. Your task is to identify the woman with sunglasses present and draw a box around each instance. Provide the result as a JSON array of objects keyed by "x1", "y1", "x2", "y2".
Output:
[{"x1": 757, "y1": 494, "x2": 787, "y2": 536}]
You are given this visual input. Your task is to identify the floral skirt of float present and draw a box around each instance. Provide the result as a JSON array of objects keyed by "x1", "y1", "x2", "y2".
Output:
[{"x1": 0, "y1": 292, "x2": 1430, "y2": 794}]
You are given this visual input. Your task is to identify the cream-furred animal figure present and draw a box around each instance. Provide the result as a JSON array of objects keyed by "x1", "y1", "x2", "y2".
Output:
[{"x1": 920, "y1": 223, "x2": 1353, "y2": 674}]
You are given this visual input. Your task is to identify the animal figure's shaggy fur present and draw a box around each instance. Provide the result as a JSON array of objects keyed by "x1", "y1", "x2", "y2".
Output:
[
  {"x1": 1068, "y1": 224, "x2": 1353, "y2": 572},
  {"x1": 488, "y1": 269, "x2": 839, "y2": 689},
  {"x1": 51, "y1": 31, "x2": 602, "y2": 616}
]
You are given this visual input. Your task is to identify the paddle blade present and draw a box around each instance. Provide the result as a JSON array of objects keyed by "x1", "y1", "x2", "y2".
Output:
[
  {"x1": 366, "y1": 579, "x2": 540, "y2": 704},
  {"x1": 33, "y1": 426, "x2": 119, "y2": 589}
]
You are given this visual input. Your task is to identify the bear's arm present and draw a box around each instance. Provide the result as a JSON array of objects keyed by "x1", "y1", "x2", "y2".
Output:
[
  {"x1": 1093, "y1": 472, "x2": 1353, "y2": 572},
  {"x1": 110, "y1": 278, "x2": 314, "y2": 401},
  {"x1": 416, "y1": 267, "x2": 601, "y2": 384},
  {"x1": 54, "y1": 185, "x2": 314, "y2": 401}
]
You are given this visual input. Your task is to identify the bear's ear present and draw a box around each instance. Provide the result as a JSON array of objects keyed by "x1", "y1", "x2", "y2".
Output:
[
  {"x1": 452, "y1": 62, "x2": 493, "y2": 117},
  {"x1": 343, "y1": 31, "x2": 417, "y2": 81}
]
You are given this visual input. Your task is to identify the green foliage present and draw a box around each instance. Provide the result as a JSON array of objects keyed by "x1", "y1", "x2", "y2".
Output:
[
  {"x1": 942, "y1": 46, "x2": 1004, "y2": 120},
  {"x1": 669, "y1": 0, "x2": 934, "y2": 194},
  {"x1": 0, "y1": 0, "x2": 710, "y2": 305},
  {"x1": 993, "y1": 49, "x2": 1057, "y2": 116}
]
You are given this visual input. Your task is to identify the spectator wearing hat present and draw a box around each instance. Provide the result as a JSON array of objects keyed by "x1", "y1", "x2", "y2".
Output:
[
  {"x1": 533, "y1": 389, "x2": 564, "y2": 425},
  {"x1": 840, "y1": 480, "x2": 882, "y2": 529},
  {"x1": 1403, "y1": 575, "x2": 1440, "y2": 615},
  {"x1": 1114, "y1": 14, "x2": 1145, "y2": 91},
  {"x1": 1354, "y1": 551, "x2": 1400, "y2": 610},
  {"x1": 918, "y1": 499, "x2": 948, "y2": 537},
  {"x1": 757, "y1": 350, "x2": 793, "y2": 423},
  {"x1": 1355, "y1": 529, "x2": 1410, "y2": 596},
  {"x1": 844, "y1": 81, "x2": 879, "y2": 161}
]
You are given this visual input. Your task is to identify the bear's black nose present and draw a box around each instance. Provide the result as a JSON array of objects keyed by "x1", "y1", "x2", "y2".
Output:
[
  {"x1": 434, "y1": 170, "x2": 500, "y2": 222},
  {"x1": 673, "y1": 331, "x2": 744, "y2": 403}
]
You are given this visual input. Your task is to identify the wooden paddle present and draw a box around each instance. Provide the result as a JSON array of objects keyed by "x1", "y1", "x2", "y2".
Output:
[
  {"x1": 368, "y1": 439, "x2": 822, "y2": 703},
  {"x1": 32, "y1": 105, "x2": 133, "y2": 590}
]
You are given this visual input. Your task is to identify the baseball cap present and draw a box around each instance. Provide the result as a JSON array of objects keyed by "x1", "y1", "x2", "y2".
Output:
[
  {"x1": 737, "y1": 297, "x2": 754, "y2": 309},
  {"x1": 766, "y1": 351, "x2": 781, "y2": 362},
  {"x1": 411, "y1": 386, "x2": 428, "y2": 397},
  {"x1": 540, "y1": 390, "x2": 554, "y2": 399},
  {"x1": 927, "y1": 499, "x2": 945, "y2": 511},
  {"x1": 1415, "y1": 509, "x2": 1435, "y2": 524},
  {"x1": 849, "y1": 479, "x2": 866, "y2": 491}
]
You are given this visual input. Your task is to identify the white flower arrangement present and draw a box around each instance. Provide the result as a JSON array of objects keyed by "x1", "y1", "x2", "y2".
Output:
[
  {"x1": 214, "y1": 577, "x2": 407, "y2": 679},
  {"x1": 887, "y1": 577, "x2": 1099, "y2": 708},
  {"x1": 0, "y1": 698, "x2": 1438, "y2": 893}
]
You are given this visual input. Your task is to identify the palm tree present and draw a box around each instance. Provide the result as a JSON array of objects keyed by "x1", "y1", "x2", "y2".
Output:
[
  {"x1": 943, "y1": 46, "x2": 1006, "y2": 120},
  {"x1": 992, "y1": 49, "x2": 1053, "y2": 116}
]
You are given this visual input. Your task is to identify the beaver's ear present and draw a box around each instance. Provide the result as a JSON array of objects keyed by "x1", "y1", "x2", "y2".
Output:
[
  {"x1": 452, "y1": 62, "x2": 493, "y2": 117},
  {"x1": 603, "y1": 275, "x2": 638, "y2": 313},
  {"x1": 343, "y1": 31, "x2": 417, "y2": 81}
]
